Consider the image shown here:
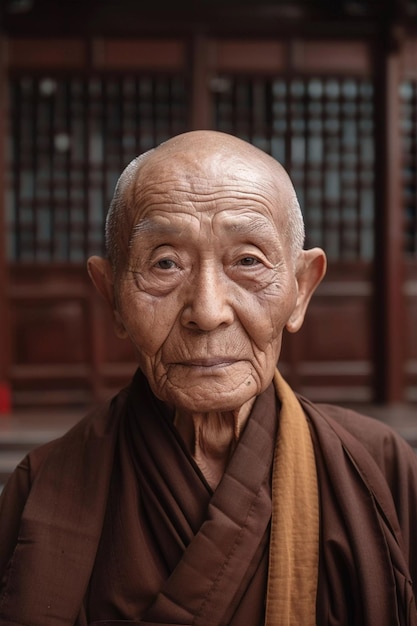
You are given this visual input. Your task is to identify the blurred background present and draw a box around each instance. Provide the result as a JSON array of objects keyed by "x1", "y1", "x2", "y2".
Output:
[{"x1": 0, "y1": 0, "x2": 416, "y2": 423}]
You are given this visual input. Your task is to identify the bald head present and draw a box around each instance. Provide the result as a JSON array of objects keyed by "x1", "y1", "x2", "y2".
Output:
[{"x1": 105, "y1": 131, "x2": 305, "y2": 275}]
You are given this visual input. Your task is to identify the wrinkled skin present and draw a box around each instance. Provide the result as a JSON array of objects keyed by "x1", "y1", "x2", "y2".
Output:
[{"x1": 88, "y1": 131, "x2": 326, "y2": 486}]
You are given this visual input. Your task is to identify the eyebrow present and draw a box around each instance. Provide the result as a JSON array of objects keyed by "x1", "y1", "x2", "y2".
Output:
[
  {"x1": 221, "y1": 216, "x2": 279, "y2": 240},
  {"x1": 131, "y1": 219, "x2": 186, "y2": 239}
]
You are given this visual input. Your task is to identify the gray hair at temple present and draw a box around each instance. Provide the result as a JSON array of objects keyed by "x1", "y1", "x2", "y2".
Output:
[
  {"x1": 104, "y1": 151, "x2": 152, "y2": 276},
  {"x1": 104, "y1": 141, "x2": 305, "y2": 276}
]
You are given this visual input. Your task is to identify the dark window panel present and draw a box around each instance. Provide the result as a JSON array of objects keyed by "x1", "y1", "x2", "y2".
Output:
[
  {"x1": 8, "y1": 73, "x2": 188, "y2": 263},
  {"x1": 213, "y1": 74, "x2": 375, "y2": 261},
  {"x1": 400, "y1": 80, "x2": 417, "y2": 258}
]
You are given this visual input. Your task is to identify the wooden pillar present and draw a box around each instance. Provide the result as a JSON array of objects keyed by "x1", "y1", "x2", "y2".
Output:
[
  {"x1": 374, "y1": 27, "x2": 406, "y2": 402},
  {"x1": 190, "y1": 34, "x2": 211, "y2": 131},
  {"x1": 0, "y1": 37, "x2": 12, "y2": 413}
]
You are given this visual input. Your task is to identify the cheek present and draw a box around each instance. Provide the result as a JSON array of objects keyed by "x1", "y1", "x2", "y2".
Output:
[
  {"x1": 242, "y1": 294, "x2": 295, "y2": 389},
  {"x1": 244, "y1": 283, "x2": 298, "y2": 349},
  {"x1": 117, "y1": 290, "x2": 178, "y2": 357}
]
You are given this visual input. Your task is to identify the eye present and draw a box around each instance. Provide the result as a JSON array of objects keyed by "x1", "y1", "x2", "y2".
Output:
[
  {"x1": 154, "y1": 258, "x2": 178, "y2": 270},
  {"x1": 237, "y1": 256, "x2": 260, "y2": 267}
]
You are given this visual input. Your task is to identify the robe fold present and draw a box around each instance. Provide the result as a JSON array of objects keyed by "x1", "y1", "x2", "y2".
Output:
[
  {"x1": 87, "y1": 372, "x2": 277, "y2": 625},
  {"x1": 1, "y1": 368, "x2": 417, "y2": 625}
]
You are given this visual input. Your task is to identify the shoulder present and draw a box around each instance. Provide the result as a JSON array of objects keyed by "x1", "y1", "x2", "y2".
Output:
[
  {"x1": 0, "y1": 388, "x2": 128, "y2": 575},
  {"x1": 5, "y1": 386, "x2": 128, "y2": 492},
  {"x1": 299, "y1": 395, "x2": 417, "y2": 487},
  {"x1": 316, "y1": 401, "x2": 414, "y2": 458}
]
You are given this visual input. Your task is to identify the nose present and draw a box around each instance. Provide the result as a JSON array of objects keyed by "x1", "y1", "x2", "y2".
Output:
[{"x1": 181, "y1": 265, "x2": 235, "y2": 331}]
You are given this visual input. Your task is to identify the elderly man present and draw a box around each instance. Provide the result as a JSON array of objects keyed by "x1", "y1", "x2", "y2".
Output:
[{"x1": 1, "y1": 131, "x2": 417, "y2": 626}]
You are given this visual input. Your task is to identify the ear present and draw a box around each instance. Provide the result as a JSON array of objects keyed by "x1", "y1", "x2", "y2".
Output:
[
  {"x1": 286, "y1": 248, "x2": 327, "y2": 334},
  {"x1": 87, "y1": 255, "x2": 128, "y2": 339}
]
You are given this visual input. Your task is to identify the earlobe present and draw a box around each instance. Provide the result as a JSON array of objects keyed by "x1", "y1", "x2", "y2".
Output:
[
  {"x1": 286, "y1": 248, "x2": 327, "y2": 334},
  {"x1": 87, "y1": 256, "x2": 114, "y2": 305},
  {"x1": 112, "y1": 311, "x2": 129, "y2": 340},
  {"x1": 87, "y1": 255, "x2": 129, "y2": 339}
]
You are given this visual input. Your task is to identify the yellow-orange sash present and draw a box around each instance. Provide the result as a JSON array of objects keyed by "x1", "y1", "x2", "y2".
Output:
[{"x1": 265, "y1": 370, "x2": 319, "y2": 626}]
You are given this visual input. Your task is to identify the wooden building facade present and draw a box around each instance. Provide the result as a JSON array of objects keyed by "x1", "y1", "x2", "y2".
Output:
[{"x1": 0, "y1": 0, "x2": 416, "y2": 409}]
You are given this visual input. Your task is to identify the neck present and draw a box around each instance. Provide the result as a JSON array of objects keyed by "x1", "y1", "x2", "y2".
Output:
[{"x1": 174, "y1": 399, "x2": 255, "y2": 489}]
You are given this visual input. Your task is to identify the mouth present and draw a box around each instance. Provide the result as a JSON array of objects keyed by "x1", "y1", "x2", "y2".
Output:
[{"x1": 175, "y1": 358, "x2": 238, "y2": 369}]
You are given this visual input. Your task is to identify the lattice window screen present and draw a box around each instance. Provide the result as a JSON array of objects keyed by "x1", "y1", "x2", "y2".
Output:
[
  {"x1": 213, "y1": 75, "x2": 375, "y2": 261},
  {"x1": 8, "y1": 74, "x2": 187, "y2": 262},
  {"x1": 400, "y1": 80, "x2": 417, "y2": 258}
]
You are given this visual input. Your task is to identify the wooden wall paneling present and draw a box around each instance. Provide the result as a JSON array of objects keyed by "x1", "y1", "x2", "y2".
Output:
[
  {"x1": 9, "y1": 266, "x2": 93, "y2": 407},
  {"x1": 293, "y1": 263, "x2": 374, "y2": 402},
  {"x1": 281, "y1": 263, "x2": 374, "y2": 402}
]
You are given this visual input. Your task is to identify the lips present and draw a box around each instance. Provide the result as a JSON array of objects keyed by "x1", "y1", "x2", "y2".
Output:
[{"x1": 176, "y1": 358, "x2": 237, "y2": 368}]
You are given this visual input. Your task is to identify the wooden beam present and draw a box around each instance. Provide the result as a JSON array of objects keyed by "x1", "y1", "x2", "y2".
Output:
[
  {"x1": 0, "y1": 37, "x2": 12, "y2": 413},
  {"x1": 374, "y1": 28, "x2": 406, "y2": 402}
]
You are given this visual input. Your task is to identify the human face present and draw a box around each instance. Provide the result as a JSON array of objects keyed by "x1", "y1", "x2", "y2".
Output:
[{"x1": 113, "y1": 158, "x2": 299, "y2": 414}]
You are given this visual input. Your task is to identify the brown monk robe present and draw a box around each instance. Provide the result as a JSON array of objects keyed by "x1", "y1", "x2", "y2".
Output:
[
  {"x1": 1, "y1": 369, "x2": 417, "y2": 625},
  {"x1": 0, "y1": 372, "x2": 277, "y2": 626},
  {"x1": 1, "y1": 130, "x2": 417, "y2": 626}
]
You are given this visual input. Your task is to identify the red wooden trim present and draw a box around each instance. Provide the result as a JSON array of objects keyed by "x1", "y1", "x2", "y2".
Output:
[
  {"x1": 92, "y1": 39, "x2": 185, "y2": 70},
  {"x1": 7, "y1": 38, "x2": 87, "y2": 69},
  {"x1": 292, "y1": 40, "x2": 372, "y2": 75},
  {"x1": 209, "y1": 39, "x2": 286, "y2": 73}
]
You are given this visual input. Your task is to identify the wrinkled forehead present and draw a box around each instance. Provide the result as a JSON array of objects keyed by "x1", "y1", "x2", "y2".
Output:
[{"x1": 128, "y1": 146, "x2": 291, "y2": 225}]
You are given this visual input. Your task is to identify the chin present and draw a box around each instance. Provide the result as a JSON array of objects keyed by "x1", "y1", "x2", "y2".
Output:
[{"x1": 160, "y1": 383, "x2": 258, "y2": 415}]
